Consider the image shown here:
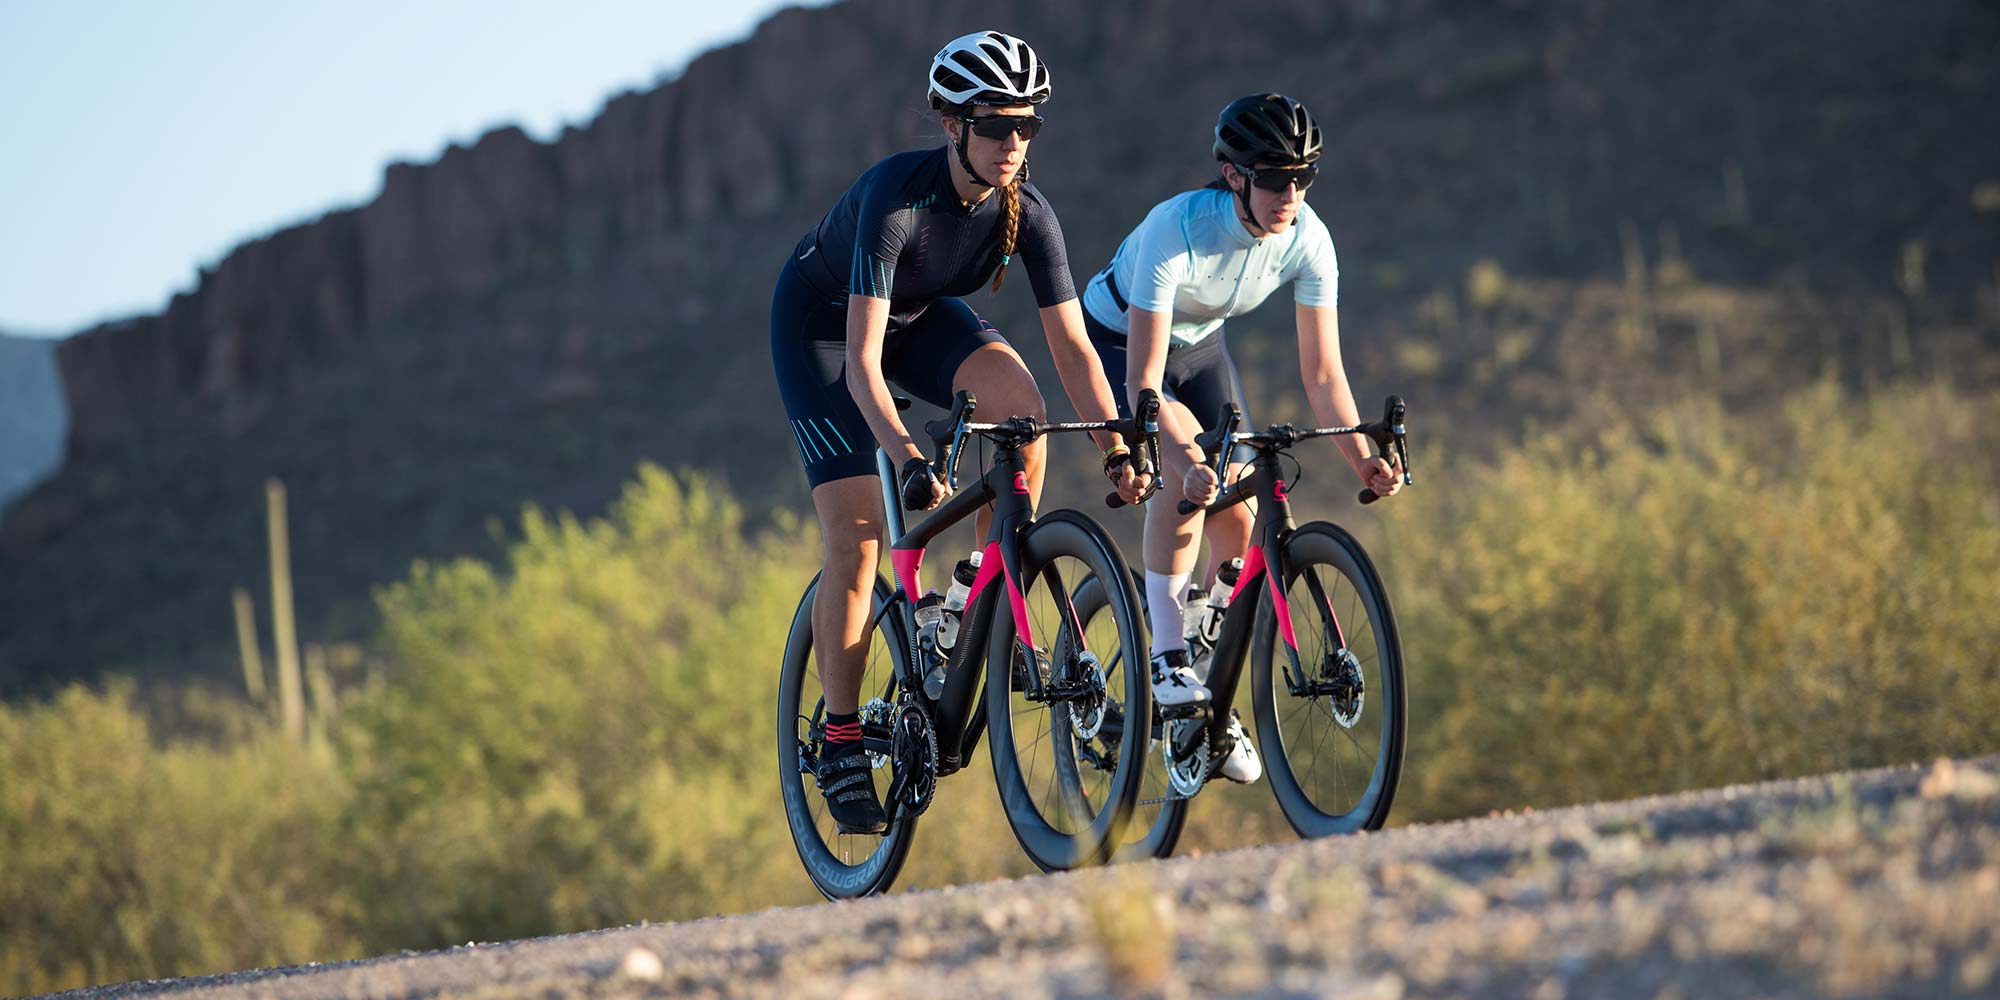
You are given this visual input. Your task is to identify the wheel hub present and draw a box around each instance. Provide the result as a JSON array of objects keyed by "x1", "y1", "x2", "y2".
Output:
[
  {"x1": 1068, "y1": 652, "x2": 1108, "y2": 740},
  {"x1": 1325, "y1": 648, "x2": 1366, "y2": 727}
]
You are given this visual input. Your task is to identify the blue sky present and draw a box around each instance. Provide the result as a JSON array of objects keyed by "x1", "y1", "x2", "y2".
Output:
[{"x1": 0, "y1": 1, "x2": 829, "y2": 337}]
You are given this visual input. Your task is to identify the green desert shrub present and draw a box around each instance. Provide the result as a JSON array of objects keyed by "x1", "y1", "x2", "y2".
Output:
[
  {"x1": 0, "y1": 684, "x2": 355, "y2": 994},
  {"x1": 1384, "y1": 381, "x2": 2000, "y2": 819}
]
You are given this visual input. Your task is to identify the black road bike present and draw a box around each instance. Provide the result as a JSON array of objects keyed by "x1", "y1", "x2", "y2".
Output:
[
  {"x1": 1072, "y1": 396, "x2": 1414, "y2": 858},
  {"x1": 778, "y1": 390, "x2": 1164, "y2": 898}
]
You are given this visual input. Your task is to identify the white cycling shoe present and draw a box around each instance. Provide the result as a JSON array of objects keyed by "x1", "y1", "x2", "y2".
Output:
[
  {"x1": 1217, "y1": 710, "x2": 1262, "y2": 784},
  {"x1": 1150, "y1": 649, "x2": 1213, "y2": 710}
]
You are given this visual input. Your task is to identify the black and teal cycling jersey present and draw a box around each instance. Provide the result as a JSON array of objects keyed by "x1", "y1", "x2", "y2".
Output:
[
  {"x1": 772, "y1": 146, "x2": 1078, "y2": 487},
  {"x1": 788, "y1": 146, "x2": 1077, "y2": 322}
]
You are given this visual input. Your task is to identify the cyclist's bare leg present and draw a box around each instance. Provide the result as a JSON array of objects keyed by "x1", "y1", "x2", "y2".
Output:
[
  {"x1": 1143, "y1": 397, "x2": 1207, "y2": 576},
  {"x1": 951, "y1": 342, "x2": 1048, "y2": 541},
  {"x1": 809, "y1": 474, "x2": 888, "y2": 715},
  {"x1": 1202, "y1": 463, "x2": 1253, "y2": 589}
]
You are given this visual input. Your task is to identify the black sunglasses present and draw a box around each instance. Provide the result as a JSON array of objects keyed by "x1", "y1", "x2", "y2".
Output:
[
  {"x1": 959, "y1": 114, "x2": 1045, "y2": 141},
  {"x1": 1240, "y1": 162, "x2": 1318, "y2": 193}
]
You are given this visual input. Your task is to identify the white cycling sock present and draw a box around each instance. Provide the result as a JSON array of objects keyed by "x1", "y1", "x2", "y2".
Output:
[{"x1": 1147, "y1": 570, "x2": 1192, "y2": 658}]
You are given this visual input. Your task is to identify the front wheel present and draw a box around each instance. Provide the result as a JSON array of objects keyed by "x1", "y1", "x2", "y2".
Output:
[
  {"x1": 1251, "y1": 522, "x2": 1407, "y2": 837},
  {"x1": 777, "y1": 573, "x2": 919, "y2": 898},
  {"x1": 987, "y1": 510, "x2": 1151, "y2": 871}
]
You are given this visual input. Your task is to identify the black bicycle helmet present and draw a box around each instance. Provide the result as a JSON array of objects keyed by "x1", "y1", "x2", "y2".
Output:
[{"x1": 1212, "y1": 93, "x2": 1322, "y2": 166}]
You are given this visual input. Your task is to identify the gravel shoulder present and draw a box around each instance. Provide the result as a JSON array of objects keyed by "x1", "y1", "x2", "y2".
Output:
[{"x1": 42, "y1": 755, "x2": 2000, "y2": 1000}]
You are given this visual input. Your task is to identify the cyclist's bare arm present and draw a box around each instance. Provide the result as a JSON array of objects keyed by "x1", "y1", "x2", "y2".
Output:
[
  {"x1": 842, "y1": 295, "x2": 920, "y2": 461},
  {"x1": 1296, "y1": 303, "x2": 1398, "y2": 496},
  {"x1": 1040, "y1": 299, "x2": 1127, "y2": 452},
  {"x1": 1127, "y1": 305, "x2": 1216, "y2": 503},
  {"x1": 1041, "y1": 298, "x2": 1152, "y2": 502}
]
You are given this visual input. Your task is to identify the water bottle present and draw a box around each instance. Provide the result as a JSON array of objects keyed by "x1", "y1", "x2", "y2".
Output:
[
  {"x1": 943, "y1": 550, "x2": 981, "y2": 617},
  {"x1": 1212, "y1": 558, "x2": 1243, "y2": 611},
  {"x1": 923, "y1": 550, "x2": 982, "y2": 699},
  {"x1": 914, "y1": 592, "x2": 948, "y2": 662},
  {"x1": 1181, "y1": 583, "x2": 1210, "y2": 644}
]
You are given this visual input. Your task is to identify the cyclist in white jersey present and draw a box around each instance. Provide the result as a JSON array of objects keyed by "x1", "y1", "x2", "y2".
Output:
[{"x1": 1082, "y1": 94, "x2": 1403, "y2": 782}]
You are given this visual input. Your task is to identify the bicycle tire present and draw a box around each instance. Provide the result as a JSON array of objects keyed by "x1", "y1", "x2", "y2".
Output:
[
  {"x1": 1072, "y1": 569, "x2": 1191, "y2": 861},
  {"x1": 1251, "y1": 522, "x2": 1407, "y2": 837},
  {"x1": 985, "y1": 510, "x2": 1151, "y2": 871},
  {"x1": 777, "y1": 572, "x2": 919, "y2": 898}
]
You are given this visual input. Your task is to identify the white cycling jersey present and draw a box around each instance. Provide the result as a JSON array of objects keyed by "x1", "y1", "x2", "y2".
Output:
[{"x1": 1081, "y1": 187, "x2": 1339, "y2": 347}]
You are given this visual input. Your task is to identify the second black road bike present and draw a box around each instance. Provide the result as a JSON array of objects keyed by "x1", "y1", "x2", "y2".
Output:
[{"x1": 1074, "y1": 396, "x2": 1413, "y2": 858}]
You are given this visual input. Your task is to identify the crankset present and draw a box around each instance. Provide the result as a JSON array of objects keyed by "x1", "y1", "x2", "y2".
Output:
[
  {"x1": 885, "y1": 699, "x2": 939, "y2": 818},
  {"x1": 1168, "y1": 724, "x2": 1208, "y2": 800}
]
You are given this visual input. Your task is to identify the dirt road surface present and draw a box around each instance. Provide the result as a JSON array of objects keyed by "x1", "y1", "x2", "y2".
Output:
[{"x1": 43, "y1": 755, "x2": 2000, "y2": 1000}]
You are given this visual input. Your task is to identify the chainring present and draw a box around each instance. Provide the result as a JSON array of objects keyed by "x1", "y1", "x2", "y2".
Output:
[
  {"x1": 890, "y1": 700, "x2": 939, "y2": 817},
  {"x1": 1164, "y1": 718, "x2": 1211, "y2": 798}
]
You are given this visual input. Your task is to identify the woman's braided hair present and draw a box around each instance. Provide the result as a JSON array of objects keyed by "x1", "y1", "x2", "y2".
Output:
[{"x1": 991, "y1": 179, "x2": 1020, "y2": 293}]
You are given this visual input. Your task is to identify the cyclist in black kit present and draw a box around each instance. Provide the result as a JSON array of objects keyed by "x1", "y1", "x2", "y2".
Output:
[{"x1": 770, "y1": 30, "x2": 1151, "y2": 834}]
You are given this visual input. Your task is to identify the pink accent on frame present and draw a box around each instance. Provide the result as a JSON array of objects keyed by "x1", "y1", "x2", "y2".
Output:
[
  {"x1": 1267, "y1": 561, "x2": 1299, "y2": 650},
  {"x1": 891, "y1": 548, "x2": 925, "y2": 598},
  {"x1": 1273, "y1": 479, "x2": 1289, "y2": 501},
  {"x1": 963, "y1": 541, "x2": 1005, "y2": 609},
  {"x1": 1005, "y1": 563, "x2": 1036, "y2": 648},
  {"x1": 1062, "y1": 585, "x2": 1088, "y2": 653},
  {"x1": 1230, "y1": 546, "x2": 1266, "y2": 605},
  {"x1": 1012, "y1": 471, "x2": 1030, "y2": 494},
  {"x1": 1232, "y1": 547, "x2": 1299, "y2": 650}
]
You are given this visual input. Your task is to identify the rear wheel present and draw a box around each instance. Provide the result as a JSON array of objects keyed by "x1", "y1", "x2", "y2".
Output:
[
  {"x1": 777, "y1": 573, "x2": 918, "y2": 898},
  {"x1": 1251, "y1": 523, "x2": 1406, "y2": 837},
  {"x1": 987, "y1": 511, "x2": 1151, "y2": 871},
  {"x1": 1073, "y1": 569, "x2": 1190, "y2": 860}
]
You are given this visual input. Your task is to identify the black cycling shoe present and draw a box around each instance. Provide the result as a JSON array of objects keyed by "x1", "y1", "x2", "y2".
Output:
[{"x1": 816, "y1": 747, "x2": 888, "y2": 835}]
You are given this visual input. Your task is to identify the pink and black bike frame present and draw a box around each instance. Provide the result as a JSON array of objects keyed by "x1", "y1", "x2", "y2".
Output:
[
  {"x1": 1179, "y1": 450, "x2": 1347, "y2": 748},
  {"x1": 875, "y1": 444, "x2": 1049, "y2": 771}
]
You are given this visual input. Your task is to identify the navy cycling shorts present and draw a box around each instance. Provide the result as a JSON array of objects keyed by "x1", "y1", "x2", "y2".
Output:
[
  {"x1": 771, "y1": 261, "x2": 1004, "y2": 487},
  {"x1": 1084, "y1": 308, "x2": 1253, "y2": 463}
]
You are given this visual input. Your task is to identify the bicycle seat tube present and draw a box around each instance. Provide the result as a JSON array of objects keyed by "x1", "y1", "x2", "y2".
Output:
[{"x1": 886, "y1": 440, "x2": 1037, "y2": 761}]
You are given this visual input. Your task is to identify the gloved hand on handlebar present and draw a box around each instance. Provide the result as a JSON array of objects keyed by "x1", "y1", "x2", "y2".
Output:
[
  {"x1": 1103, "y1": 448, "x2": 1153, "y2": 506},
  {"x1": 900, "y1": 456, "x2": 947, "y2": 511}
]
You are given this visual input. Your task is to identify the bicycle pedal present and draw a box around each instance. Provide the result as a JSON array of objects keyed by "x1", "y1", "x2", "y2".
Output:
[{"x1": 1158, "y1": 703, "x2": 1210, "y2": 721}]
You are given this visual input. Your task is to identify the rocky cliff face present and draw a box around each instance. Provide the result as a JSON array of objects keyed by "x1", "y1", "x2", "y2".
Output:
[
  {"x1": 11, "y1": 0, "x2": 1996, "y2": 689},
  {"x1": 58, "y1": 0, "x2": 1993, "y2": 457}
]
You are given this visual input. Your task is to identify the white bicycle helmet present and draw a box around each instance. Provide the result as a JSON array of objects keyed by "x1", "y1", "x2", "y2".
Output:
[{"x1": 927, "y1": 31, "x2": 1052, "y2": 109}]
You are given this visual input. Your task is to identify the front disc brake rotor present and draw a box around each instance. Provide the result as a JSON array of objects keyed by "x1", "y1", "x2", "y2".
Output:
[
  {"x1": 1327, "y1": 648, "x2": 1365, "y2": 727},
  {"x1": 1069, "y1": 651, "x2": 1108, "y2": 740}
]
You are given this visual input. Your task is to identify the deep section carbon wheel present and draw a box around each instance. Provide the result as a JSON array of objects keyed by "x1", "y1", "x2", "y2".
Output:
[
  {"x1": 778, "y1": 573, "x2": 919, "y2": 898},
  {"x1": 986, "y1": 510, "x2": 1151, "y2": 872},
  {"x1": 1251, "y1": 523, "x2": 1406, "y2": 837}
]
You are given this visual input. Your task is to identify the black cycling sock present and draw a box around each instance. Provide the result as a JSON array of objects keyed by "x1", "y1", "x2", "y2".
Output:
[{"x1": 824, "y1": 711, "x2": 864, "y2": 756}]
